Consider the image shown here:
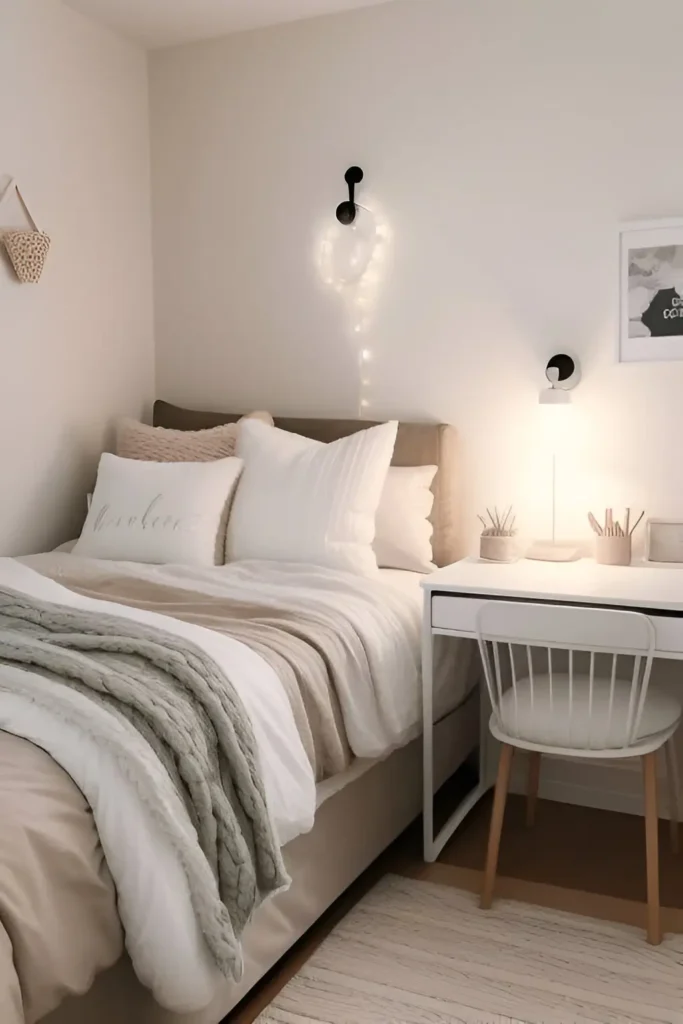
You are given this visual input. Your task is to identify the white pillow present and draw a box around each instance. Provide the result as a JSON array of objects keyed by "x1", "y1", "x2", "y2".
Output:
[
  {"x1": 374, "y1": 465, "x2": 437, "y2": 572},
  {"x1": 227, "y1": 419, "x2": 398, "y2": 576},
  {"x1": 74, "y1": 453, "x2": 243, "y2": 565}
]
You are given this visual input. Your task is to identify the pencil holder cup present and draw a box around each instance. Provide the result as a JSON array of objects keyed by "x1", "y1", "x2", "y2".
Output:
[
  {"x1": 595, "y1": 535, "x2": 631, "y2": 566},
  {"x1": 480, "y1": 535, "x2": 517, "y2": 562}
]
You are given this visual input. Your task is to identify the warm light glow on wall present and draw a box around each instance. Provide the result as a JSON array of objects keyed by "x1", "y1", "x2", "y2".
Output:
[
  {"x1": 538, "y1": 401, "x2": 573, "y2": 452},
  {"x1": 318, "y1": 206, "x2": 391, "y2": 417}
]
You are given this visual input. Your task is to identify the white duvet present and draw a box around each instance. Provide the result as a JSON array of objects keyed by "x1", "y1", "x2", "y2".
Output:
[{"x1": 0, "y1": 554, "x2": 425, "y2": 1011}]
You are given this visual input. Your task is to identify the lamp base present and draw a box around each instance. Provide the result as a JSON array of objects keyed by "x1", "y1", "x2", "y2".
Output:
[{"x1": 526, "y1": 540, "x2": 581, "y2": 562}]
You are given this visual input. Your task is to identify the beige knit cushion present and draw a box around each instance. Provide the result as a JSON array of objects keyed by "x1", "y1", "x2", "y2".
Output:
[{"x1": 116, "y1": 411, "x2": 273, "y2": 462}]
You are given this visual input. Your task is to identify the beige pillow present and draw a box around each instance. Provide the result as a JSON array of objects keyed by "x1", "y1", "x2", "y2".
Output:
[{"x1": 116, "y1": 411, "x2": 273, "y2": 462}]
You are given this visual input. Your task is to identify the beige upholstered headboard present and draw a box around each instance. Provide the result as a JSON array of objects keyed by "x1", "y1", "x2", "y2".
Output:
[{"x1": 153, "y1": 401, "x2": 458, "y2": 567}]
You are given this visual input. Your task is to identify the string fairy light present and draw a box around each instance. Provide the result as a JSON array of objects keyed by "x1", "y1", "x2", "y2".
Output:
[{"x1": 317, "y1": 206, "x2": 391, "y2": 417}]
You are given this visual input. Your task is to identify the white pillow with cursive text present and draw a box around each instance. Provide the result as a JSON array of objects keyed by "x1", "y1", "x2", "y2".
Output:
[{"x1": 73, "y1": 453, "x2": 243, "y2": 565}]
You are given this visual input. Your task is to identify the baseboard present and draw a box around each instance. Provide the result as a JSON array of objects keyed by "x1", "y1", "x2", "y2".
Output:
[
  {"x1": 508, "y1": 753, "x2": 676, "y2": 820},
  {"x1": 529, "y1": 775, "x2": 645, "y2": 817}
]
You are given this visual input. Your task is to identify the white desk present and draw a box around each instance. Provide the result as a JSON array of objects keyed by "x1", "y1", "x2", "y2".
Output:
[{"x1": 421, "y1": 557, "x2": 683, "y2": 861}]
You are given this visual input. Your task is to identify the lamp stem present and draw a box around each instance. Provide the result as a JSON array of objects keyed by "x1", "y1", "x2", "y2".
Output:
[{"x1": 551, "y1": 450, "x2": 556, "y2": 545}]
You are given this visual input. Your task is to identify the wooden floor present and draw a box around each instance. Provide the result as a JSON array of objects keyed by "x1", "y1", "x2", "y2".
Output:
[{"x1": 227, "y1": 770, "x2": 683, "y2": 1023}]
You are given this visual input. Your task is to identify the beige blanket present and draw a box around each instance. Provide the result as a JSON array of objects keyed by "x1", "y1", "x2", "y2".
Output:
[
  {"x1": 0, "y1": 564, "x2": 375, "y2": 1022},
  {"x1": 38, "y1": 569, "x2": 353, "y2": 781},
  {"x1": 0, "y1": 732, "x2": 122, "y2": 1024}
]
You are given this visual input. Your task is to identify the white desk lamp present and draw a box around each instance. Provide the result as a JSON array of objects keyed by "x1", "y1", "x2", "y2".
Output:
[{"x1": 527, "y1": 354, "x2": 581, "y2": 562}]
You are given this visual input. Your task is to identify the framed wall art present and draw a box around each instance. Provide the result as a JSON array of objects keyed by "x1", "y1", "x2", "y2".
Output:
[
  {"x1": 619, "y1": 218, "x2": 683, "y2": 362},
  {"x1": 645, "y1": 519, "x2": 683, "y2": 563}
]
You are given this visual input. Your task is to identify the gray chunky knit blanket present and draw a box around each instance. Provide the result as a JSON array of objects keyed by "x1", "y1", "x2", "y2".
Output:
[{"x1": 0, "y1": 585, "x2": 288, "y2": 979}]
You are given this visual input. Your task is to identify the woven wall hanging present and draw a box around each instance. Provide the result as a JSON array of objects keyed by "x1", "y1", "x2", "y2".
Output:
[{"x1": 0, "y1": 178, "x2": 51, "y2": 283}]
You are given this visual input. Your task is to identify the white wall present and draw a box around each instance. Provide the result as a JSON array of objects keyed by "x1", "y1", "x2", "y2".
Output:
[
  {"x1": 150, "y1": 0, "x2": 683, "y2": 813},
  {"x1": 150, "y1": 0, "x2": 683, "y2": 557},
  {"x1": 0, "y1": 0, "x2": 154, "y2": 554}
]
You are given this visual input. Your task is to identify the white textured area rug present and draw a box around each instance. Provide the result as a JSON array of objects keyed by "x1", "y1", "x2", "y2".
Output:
[{"x1": 257, "y1": 875, "x2": 683, "y2": 1024}]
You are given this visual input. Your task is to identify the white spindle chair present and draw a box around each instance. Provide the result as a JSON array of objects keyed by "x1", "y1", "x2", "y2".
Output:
[{"x1": 476, "y1": 601, "x2": 682, "y2": 944}]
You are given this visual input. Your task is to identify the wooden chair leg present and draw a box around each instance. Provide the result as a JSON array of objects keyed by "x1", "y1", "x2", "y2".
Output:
[
  {"x1": 526, "y1": 752, "x2": 542, "y2": 827},
  {"x1": 664, "y1": 739, "x2": 680, "y2": 854},
  {"x1": 481, "y1": 743, "x2": 514, "y2": 910},
  {"x1": 642, "y1": 752, "x2": 662, "y2": 945}
]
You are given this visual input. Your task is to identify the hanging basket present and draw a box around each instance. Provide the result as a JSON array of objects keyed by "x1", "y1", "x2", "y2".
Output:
[
  {"x1": 0, "y1": 178, "x2": 51, "y2": 283},
  {"x1": 4, "y1": 229, "x2": 51, "y2": 283}
]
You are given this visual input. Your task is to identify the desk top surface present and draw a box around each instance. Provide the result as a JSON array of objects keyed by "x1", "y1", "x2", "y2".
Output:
[{"x1": 423, "y1": 557, "x2": 683, "y2": 612}]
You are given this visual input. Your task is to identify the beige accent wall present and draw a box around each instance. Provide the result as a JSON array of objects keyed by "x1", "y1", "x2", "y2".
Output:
[{"x1": 0, "y1": 0, "x2": 154, "y2": 555}]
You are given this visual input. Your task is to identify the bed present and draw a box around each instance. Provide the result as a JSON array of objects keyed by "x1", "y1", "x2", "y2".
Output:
[{"x1": 0, "y1": 409, "x2": 478, "y2": 1024}]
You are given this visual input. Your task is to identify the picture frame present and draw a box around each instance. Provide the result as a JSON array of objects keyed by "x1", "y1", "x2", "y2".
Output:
[
  {"x1": 619, "y1": 218, "x2": 683, "y2": 363},
  {"x1": 645, "y1": 518, "x2": 683, "y2": 563}
]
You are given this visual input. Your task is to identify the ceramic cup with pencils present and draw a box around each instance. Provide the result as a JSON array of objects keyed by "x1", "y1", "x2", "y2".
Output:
[
  {"x1": 478, "y1": 506, "x2": 517, "y2": 562},
  {"x1": 588, "y1": 508, "x2": 644, "y2": 566}
]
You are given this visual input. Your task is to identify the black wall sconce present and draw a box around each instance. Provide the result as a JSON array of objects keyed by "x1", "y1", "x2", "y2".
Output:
[{"x1": 336, "y1": 166, "x2": 364, "y2": 225}]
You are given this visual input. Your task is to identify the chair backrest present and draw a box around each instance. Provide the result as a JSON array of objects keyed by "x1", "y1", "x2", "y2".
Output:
[{"x1": 476, "y1": 601, "x2": 656, "y2": 750}]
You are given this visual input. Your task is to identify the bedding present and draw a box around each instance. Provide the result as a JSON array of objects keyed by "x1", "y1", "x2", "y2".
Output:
[
  {"x1": 374, "y1": 465, "x2": 437, "y2": 572},
  {"x1": 116, "y1": 411, "x2": 273, "y2": 462},
  {"x1": 0, "y1": 551, "x2": 428, "y2": 1022},
  {"x1": 28, "y1": 572, "x2": 353, "y2": 781},
  {"x1": 377, "y1": 567, "x2": 478, "y2": 723},
  {"x1": 24, "y1": 550, "x2": 424, "y2": 760},
  {"x1": 0, "y1": 731, "x2": 121, "y2": 1024},
  {"x1": 73, "y1": 454, "x2": 243, "y2": 565},
  {"x1": 0, "y1": 582, "x2": 288, "y2": 967},
  {"x1": 152, "y1": 405, "x2": 460, "y2": 568},
  {"x1": 0, "y1": 559, "x2": 309, "y2": 1013},
  {"x1": 40, "y1": 705, "x2": 479, "y2": 1024},
  {"x1": 226, "y1": 419, "x2": 398, "y2": 575},
  {"x1": 118, "y1": 414, "x2": 436, "y2": 574}
]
